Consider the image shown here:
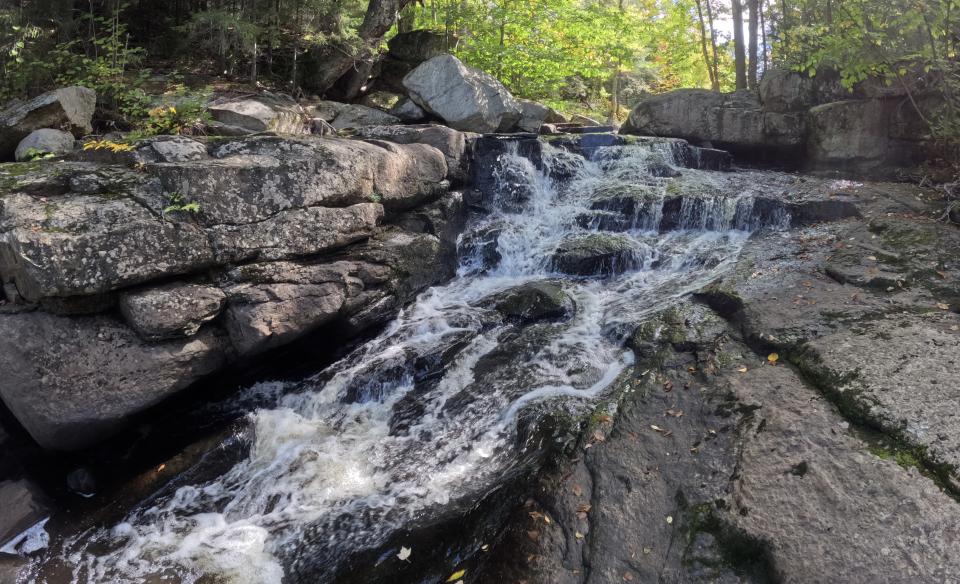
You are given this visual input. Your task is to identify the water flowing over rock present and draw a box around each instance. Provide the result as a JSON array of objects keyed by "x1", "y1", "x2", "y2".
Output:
[
  {"x1": 8, "y1": 121, "x2": 960, "y2": 584},
  {"x1": 0, "y1": 86, "x2": 95, "y2": 160},
  {"x1": 403, "y1": 55, "x2": 523, "y2": 133},
  {"x1": 15, "y1": 130, "x2": 832, "y2": 582}
]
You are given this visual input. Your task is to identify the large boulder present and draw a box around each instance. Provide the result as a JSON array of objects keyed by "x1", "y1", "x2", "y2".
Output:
[
  {"x1": 155, "y1": 135, "x2": 448, "y2": 225},
  {"x1": 759, "y1": 69, "x2": 816, "y2": 113},
  {"x1": 14, "y1": 129, "x2": 75, "y2": 161},
  {"x1": 516, "y1": 99, "x2": 566, "y2": 133},
  {"x1": 329, "y1": 104, "x2": 400, "y2": 130},
  {"x1": 0, "y1": 86, "x2": 95, "y2": 159},
  {"x1": 207, "y1": 94, "x2": 309, "y2": 135},
  {"x1": 403, "y1": 55, "x2": 522, "y2": 133},
  {"x1": 389, "y1": 98, "x2": 427, "y2": 122},
  {"x1": 621, "y1": 88, "x2": 803, "y2": 152},
  {"x1": 370, "y1": 30, "x2": 453, "y2": 95},
  {"x1": 550, "y1": 234, "x2": 645, "y2": 277},
  {"x1": 119, "y1": 282, "x2": 226, "y2": 341},
  {"x1": 387, "y1": 30, "x2": 451, "y2": 64},
  {"x1": 0, "y1": 189, "x2": 215, "y2": 301},
  {"x1": 485, "y1": 280, "x2": 574, "y2": 324},
  {"x1": 0, "y1": 311, "x2": 230, "y2": 450},
  {"x1": 807, "y1": 99, "x2": 890, "y2": 172},
  {"x1": 223, "y1": 259, "x2": 390, "y2": 356},
  {"x1": 354, "y1": 124, "x2": 468, "y2": 184},
  {"x1": 207, "y1": 202, "x2": 383, "y2": 263}
]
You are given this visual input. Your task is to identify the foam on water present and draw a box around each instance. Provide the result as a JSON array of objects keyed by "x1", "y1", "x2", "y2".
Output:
[{"x1": 33, "y1": 138, "x2": 790, "y2": 584}]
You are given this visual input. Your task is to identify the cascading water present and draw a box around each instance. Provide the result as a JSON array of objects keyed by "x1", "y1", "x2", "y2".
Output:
[{"x1": 29, "y1": 136, "x2": 791, "y2": 584}]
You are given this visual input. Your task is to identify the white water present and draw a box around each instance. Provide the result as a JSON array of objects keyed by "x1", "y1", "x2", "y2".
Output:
[{"x1": 35, "y1": 138, "x2": 789, "y2": 584}]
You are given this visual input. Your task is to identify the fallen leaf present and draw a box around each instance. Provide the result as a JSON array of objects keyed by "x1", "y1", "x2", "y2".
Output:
[
  {"x1": 737, "y1": 366, "x2": 748, "y2": 373},
  {"x1": 572, "y1": 484, "x2": 583, "y2": 497},
  {"x1": 397, "y1": 546, "x2": 412, "y2": 561},
  {"x1": 157, "y1": 464, "x2": 166, "y2": 472},
  {"x1": 642, "y1": 547, "x2": 652, "y2": 554},
  {"x1": 663, "y1": 380, "x2": 674, "y2": 391},
  {"x1": 446, "y1": 569, "x2": 466, "y2": 582},
  {"x1": 650, "y1": 424, "x2": 667, "y2": 433},
  {"x1": 866, "y1": 256, "x2": 877, "y2": 261},
  {"x1": 577, "y1": 503, "x2": 592, "y2": 513},
  {"x1": 666, "y1": 409, "x2": 683, "y2": 418},
  {"x1": 767, "y1": 353, "x2": 779, "y2": 363},
  {"x1": 481, "y1": 544, "x2": 489, "y2": 551},
  {"x1": 937, "y1": 302, "x2": 950, "y2": 310},
  {"x1": 592, "y1": 429, "x2": 606, "y2": 442},
  {"x1": 527, "y1": 530, "x2": 540, "y2": 542},
  {"x1": 687, "y1": 366, "x2": 697, "y2": 372},
  {"x1": 575, "y1": 531, "x2": 585, "y2": 540},
  {"x1": 666, "y1": 515, "x2": 674, "y2": 524},
  {"x1": 623, "y1": 572, "x2": 635, "y2": 581},
  {"x1": 937, "y1": 270, "x2": 947, "y2": 279}
]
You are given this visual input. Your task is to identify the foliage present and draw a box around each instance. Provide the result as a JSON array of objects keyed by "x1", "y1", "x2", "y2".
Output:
[
  {"x1": 20, "y1": 147, "x2": 56, "y2": 161},
  {"x1": 163, "y1": 192, "x2": 201, "y2": 215},
  {"x1": 397, "y1": 0, "x2": 716, "y2": 117},
  {"x1": 771, "y1": 0, "x2": 960, "y2": 144},
  {"x1": 82, "y1": 139, "x2": 136, "y2": 153},
  {"x1": 135, "y1": 86, "x2": 212, "y2": 137}
]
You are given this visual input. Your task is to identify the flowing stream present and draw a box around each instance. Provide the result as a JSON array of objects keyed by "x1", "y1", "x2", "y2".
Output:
[{"x1": 30, "y1": 136, "x2": 791, "y2": 584}]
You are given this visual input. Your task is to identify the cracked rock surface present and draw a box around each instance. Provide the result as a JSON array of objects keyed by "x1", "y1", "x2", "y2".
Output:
[{"x1": 477, "y1": 178, "x2": 960, "y2": 583}]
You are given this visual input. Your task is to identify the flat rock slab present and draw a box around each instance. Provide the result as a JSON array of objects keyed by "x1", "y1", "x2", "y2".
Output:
[{"x1": 0, "y1": 311, "x2": 229, "y2": 449}]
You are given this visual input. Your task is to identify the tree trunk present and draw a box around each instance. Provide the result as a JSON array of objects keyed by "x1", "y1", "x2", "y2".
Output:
[
  {"x1": 732, "y1": 0, "x2": 747, "y2": 90},
  {"x1": 747, "y1": 0, "x2": 758, "y2": 89},
  {"x1": 695, "y1": 0, "x2": 719, "y2": 90},
  {"x1": 705, "y1": 0, "x2": 721, "y2": 89},
  {"x1": 303, "y1": 0, "x2": 415, "y2": 96},
  {"x1": 760, "y1": 0, "x2": 768, "y2": 73}
]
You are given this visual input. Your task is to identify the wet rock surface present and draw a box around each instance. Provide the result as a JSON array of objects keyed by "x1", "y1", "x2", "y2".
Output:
[
  {"x1": 551, "y1": 234, "x2": 644, "y2": 276},
  {"x1": 479, "y1": 176, "x2": 960, "y2": 583}
]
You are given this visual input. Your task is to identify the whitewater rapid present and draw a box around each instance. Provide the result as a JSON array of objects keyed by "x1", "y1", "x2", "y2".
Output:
[{"x1": 31, "y1": 138, "x2": 789, "y2": 584}]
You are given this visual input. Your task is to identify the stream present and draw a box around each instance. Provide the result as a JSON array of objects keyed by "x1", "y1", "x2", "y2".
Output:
[{"x1": 27, "y1": 135, "x2": 793, "y2": 583}]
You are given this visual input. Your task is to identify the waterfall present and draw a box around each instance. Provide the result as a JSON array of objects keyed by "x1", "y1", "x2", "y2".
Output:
[{"x1": 32, "y1": 137, "x2": 790, "y2": 584}]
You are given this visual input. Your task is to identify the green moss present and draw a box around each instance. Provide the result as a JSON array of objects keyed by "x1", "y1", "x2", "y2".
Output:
[{"x1": 692, "y1": 284, "x2": 744, "y2": 319}]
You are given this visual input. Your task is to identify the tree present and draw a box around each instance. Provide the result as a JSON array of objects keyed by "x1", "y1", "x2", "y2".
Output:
[
  {"x1": 695, "y1": 0, "x2": 720, "y2": 90},
  {"x1": 731, "y1": 0, "x2": 747, "y2": 89},
  {"x1": 304, "y1": 0, "x2": 416, "y2": 97},
  {"x1": 747, "y1": 0, "x2": 758, "y2": 88}
]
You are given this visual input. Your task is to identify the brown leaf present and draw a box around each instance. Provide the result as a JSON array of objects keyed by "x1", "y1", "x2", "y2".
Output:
[
  {"x1": 526, "y1": 530, "x2": 540, "y2": 542},
  {"x1": 575, "y1": 531, "x2": 585, "y2": 540},
  {"x1": 596, "y1": 414, "x2": 612, "y2": 424},
  {"x1": 623, "y1": 572, "x2": 635, "y2": 581},
  {"x1": 937, "y1": 302, "x2": 951, "y2": 310},
  {"x1": 572, "y1": 484, "x2": 583, "y2": 497},
  {"x1": 666, "y1": 409, "x2": 683, "y2": 418},
  {"x1": 663, "y1": 380, "x2": 674, "y2": 392},
  {"x1": 737, "y1": 366, "x2": 748, "y2": 373},
  {"x1": 577, "y1": 503, "x2": 592, "y2": 513},
  {"x1": 592, "y1": 429, "x2": 606, "y2": 442},
  {"x1": 936, "y1": 270, "x2": 947, "y2": 279}
]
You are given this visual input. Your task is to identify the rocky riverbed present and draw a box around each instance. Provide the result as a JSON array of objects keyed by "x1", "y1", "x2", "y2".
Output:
[
  {"x1": 477, "y1": 177, "x2": 960, "y2": 583},
  {"x1": 2, "y1": 123, "x2": 957, "y2": 584}
]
